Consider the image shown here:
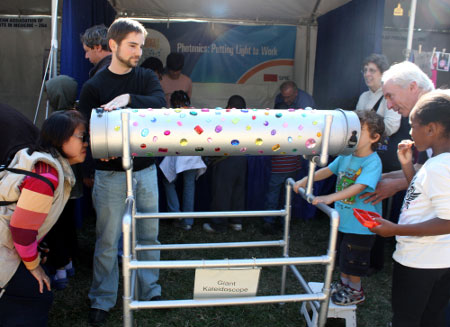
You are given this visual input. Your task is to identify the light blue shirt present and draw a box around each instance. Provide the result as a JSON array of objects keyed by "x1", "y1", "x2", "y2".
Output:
[{"x1": 328, "y1": 152, "x2": 382, "y2": 235}]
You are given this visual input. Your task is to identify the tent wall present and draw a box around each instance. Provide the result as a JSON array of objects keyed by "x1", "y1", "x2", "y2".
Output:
[{"x1": 313, "y1": 0, "x2": 385, "y2": 109}]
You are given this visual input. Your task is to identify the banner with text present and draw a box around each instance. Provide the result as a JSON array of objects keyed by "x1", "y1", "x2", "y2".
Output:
[{"x1": 143, "y1": 22, "x2": 296, "y2": 84}]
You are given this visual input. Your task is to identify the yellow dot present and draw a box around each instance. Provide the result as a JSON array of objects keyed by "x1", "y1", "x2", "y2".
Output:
[
  {"x1": 180, "y1": 139, "x2": 188, "y2": 146},
  {"x1": 255, "y1": 138, "x2": 263, "y2": 145},
  {"x1": 246, "y1": 125, "x2": 251, "y2": 131},
  {"x1": 114, "y1": 126, "x2": 120, "y2": 132}
]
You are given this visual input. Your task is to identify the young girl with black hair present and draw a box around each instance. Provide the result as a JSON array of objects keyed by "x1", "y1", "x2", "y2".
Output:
[{"x1": 371, "y1": 89, "x2": 450, "y2": 327}]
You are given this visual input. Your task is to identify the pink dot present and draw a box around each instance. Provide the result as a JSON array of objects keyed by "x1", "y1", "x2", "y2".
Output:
[
  {"x1": 177, "y1": 121, "x2": 183, "y2": 126},
  {"x1": 164, "y1": 130, "x2": 171, "y2": 136},
  {"x1": 133, "y1": 122, "x2": 138, "y2": 127}
]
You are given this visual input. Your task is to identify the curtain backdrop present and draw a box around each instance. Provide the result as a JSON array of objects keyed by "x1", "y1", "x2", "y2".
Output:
[
  {"x1": 313, "y1": 0, "x2": 385, "y2": 109},
  {"x1": 60, "y1": 0, "x2": 115, "y2": 95}
]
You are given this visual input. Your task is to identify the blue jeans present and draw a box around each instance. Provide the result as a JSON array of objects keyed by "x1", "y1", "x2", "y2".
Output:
[
  {"x1": 162, "y1": 169, "x2": 196, "y2": 226},
  {"x1": 88, "y1": 165, "x2": 160, "y2": 311},
  {"x1": 263, "y1": 171, "x2": 298, "y2": 224}
]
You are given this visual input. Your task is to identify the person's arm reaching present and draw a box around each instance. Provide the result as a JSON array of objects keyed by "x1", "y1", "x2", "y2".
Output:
[
  {"x1": 313, "y1": 183, "x2": 367, "y2": 205},
  {"x1": 293, "y1": 167, "x2": 333, "y2": 193}
]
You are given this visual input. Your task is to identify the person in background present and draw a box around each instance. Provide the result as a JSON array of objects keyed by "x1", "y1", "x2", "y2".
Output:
[
  {"x1": 159, "y1": 91, "x2": 206, "y2": 230},
  {"x1": 43, "y1": 75, "x2": 82, "y2": 290},
  {"x1": 360, "y1": 62, "x2": 435, "y2": 207},
  {"x1": 160, "y1": 52, "x2": 192, "y2": 106},
  {"x1": 141, "y1": 56, "x2": 164, "y2": 80},
  {"x1": 273, "y1": 80, "x2": 315, "y2": 109},
  {"x1": 263, "y1": 81, "x2": 316, "y2": 234},
  {"x1": 78, "y1": 18, "x2": 165, "y2": 326},
  {"x1": 203, "y1": 95, "x2": 248, "y2": 233},
  {"x1": 356, "y1": 53, "x2": 401, "y2": 137},
  {"x1": 294, "y1": 110, "x2": 385, "y2": 306},
  {"x1": 371, "y1": 90, "x2": 450, "y2": 327},
  {"x1": 0, "y1": 110, "x2": 87, "y2": 326},
  {"x1": 80, "y1": 24, "x2": 112, "y2": 78}
]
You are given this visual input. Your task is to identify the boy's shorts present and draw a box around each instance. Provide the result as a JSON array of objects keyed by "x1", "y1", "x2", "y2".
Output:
[{"x1": 336, "y1": 232, "x2": 376, "y2": 277}]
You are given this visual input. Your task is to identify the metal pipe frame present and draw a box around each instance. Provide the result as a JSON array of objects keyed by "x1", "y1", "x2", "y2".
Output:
[{"x1": 120, "y1": 112, "x2": 339, "y2": 327}]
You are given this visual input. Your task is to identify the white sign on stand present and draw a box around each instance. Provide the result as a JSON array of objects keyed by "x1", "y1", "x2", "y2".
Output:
[{"x1": 193, "y1": 267, "x2": 261, "y2": 299}]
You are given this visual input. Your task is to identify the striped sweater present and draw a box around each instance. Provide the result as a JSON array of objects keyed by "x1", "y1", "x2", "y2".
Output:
[{"x1": 9, "y1": 162, "x2": 59, "y2": 270}]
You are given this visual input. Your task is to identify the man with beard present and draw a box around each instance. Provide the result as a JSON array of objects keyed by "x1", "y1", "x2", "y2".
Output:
[{"x1": 79, "y1": 18, "x2": 166, "y2": 326}]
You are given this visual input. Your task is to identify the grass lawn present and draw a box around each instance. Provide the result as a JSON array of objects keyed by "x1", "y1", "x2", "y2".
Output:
[{"x1": 49, "y1": 212, "x2": 394, "y2": 327}]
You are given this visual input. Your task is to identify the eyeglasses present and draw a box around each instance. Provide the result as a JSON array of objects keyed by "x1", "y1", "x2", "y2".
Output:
[
  {"x1": 73, "y1": 132, "x2": 89, "y2": 143},
  {"x1": 361, "y1": 67, "x2": 379, "y2": 74}
]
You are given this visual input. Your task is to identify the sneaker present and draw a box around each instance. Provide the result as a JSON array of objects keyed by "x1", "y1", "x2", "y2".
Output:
[
  {"x1": 88, "y1": 308, "x2": 109, "y2": 326},
  {"x1": 330, "y1": 280, "x2": 347, "y2": 295},
  {"x1": 173, "y1": 220, "x2": 192, "y2": 231},
  {"x1": 50, "y1": 275, "x2": 68, "y2": 290},
  {"x1": 229, "y1": 223, "x2": 242, "y2": 231},
  {"x1": 331, "y1": 285, "x2": 365, "y2": 306},
  {"x1": 203, "y1": 223, "x2": 216, "y2": 233}
]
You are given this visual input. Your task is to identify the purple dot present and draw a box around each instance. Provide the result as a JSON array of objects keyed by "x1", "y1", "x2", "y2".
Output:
[
  {"x1": 271, "y1": 129, "x2": 277, "y2": 136},
  {"x1": 215, "y1": 125, "x2": 223, "y2": 133}
]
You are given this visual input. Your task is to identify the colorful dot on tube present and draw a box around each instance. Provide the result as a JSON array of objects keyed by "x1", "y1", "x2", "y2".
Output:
[
  {"x1": 174, "y1": 109, "x2": 181, "y2": 113},
  {"x1": 158, "y1": 148, "x2": 168, "y2": 153},
  {"x1": 195, "y1": 147, "x2": 204, "y2": 152},
  {"x1": 190, "y1": 111, "x2": 197, "y2": 116},
  {"x1": 132, "y1": 153, "x2": 138, "y2": 156},
  {"x1": 288, "y1": 108, "x2": 295, "y2": 112},
  {"x1": 180, "y1": 139, "x2": 188, "y2": 146},
  {"x1": 317, "y1": 132, "x2": 322, "y2": 137},
  {"x1": 164, "y1": 130, "x2": 171, "y2": 136},
  {"x1": 153, "y1": 136, "x2": 158, "y2": 142},
  {"x1": 283, "y1": 122, "x2": 288, "y2": 128},
  {"x1": 241, "y1": 109, "x2": 248, "y2": 113},
  {"x1": 207, "y1": 137, "x2": 213, "y2": 143},
  {"x1": 275, "y1": 113, "x2": 282, "y2": 118},
  {"x1": 151, "y1": 117, "x2": 157, "y2": 122},
  {"x1": 281, "y1": 152, "x2": 286, "y2": 155},
  {"x1": 139, "y1": 113, "x2": 146, "y2": 117},
  {"x1": 140, "y1": 144, "x2": 147, "y2": 149},
  {"x1": 146, "y1": 152, "x2": 154, "y2": 157},
  {"x1": 194, "y1": 125, "x2": 204, "y2": 134},
  {"x1": 271, "y1": 129, "x2": 277, "y2": 136},
  {"x1": 298, "y1": 124, "x2": 304, "y2": 131},
  {"x1": 246, "y1": 125, "x2": 251, "y2": 131},
  {"x1": 252, "y1": 115, "x2": 256, "y2": 120},
  {"x1": 141, "y1": 128, "x2": 149, "y2": 137},
  {"x1": 288, "y1": 136, "x2": 293, "y2": 143},
  {"x1": 214, "y1": 147, "x2": 221, "y2": 152},
  {"x1": 201, "y1": 108, "x2": 210, "y2": 112},
  {"x1": 264, "y1": 121, "x2": 269, "y2": 126},
  {"x1": 264, "y1": 111, "x2": 269, "y2": 116},
  {"x1": 215, "y1": 125, "x2": 223, "y2": 133},
  {"x1": 305, "y1": 138, "x2": 316, "y2": 149},
  {"x1": 133, "y1": 121, "x2": 138, "y2": 127},
  {"x1": 272, "y1": 144, "x2": 281, "y2": 151},
  {"x1": 132, "y1": 109, "x2": 138, "y2": 113},
  {"x1": 240, "y1": 147, "x2": 247, "y2": 152},
  {"x1": 258, "y1": 150, "x2": 264, "y2": 154},
  {"x1": 231, "y1": 139, "x2": 240, "y2": 146},
  {"x1": 255, "y1": 138, "x2": 263, "y2": 145},
  {"x1": 177, "y1": 121, "x2": 183, "y2": 126},
  {"x1": 232, "y1": 118, "x2": 240, "y2": 124},
  {"x1": 313, "y1": 121, "x2": 318, "y2": 125},
  {"x1": 221, "y1": 117, "x2": 226, "y2": 122},
  {"x1": 114, "y1": 126, "x2": 120, "y2": 132},
  {"x1": 180, "y1": 113, "x2": 186, "y2": 118},
  {"x1": 292, "y1": 149, "x2": 297, "y2": 152}
]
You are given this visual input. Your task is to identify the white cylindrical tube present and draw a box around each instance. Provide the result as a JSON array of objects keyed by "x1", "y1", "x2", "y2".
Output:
[{"x1": 90, "y1": 108, "x2": 360, "y2": 159}]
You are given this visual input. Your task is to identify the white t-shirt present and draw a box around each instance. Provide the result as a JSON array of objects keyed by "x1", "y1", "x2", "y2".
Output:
[
  {"x1": 356, "y1": 87, "x2": 401, "y2": 136},
  {"x1": 393, "y1": 153, "x2": 450, "y2": 268}
]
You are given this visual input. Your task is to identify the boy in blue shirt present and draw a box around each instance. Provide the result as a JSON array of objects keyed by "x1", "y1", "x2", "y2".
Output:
[{"x1": 294, "y1": 110, "x2": 385, "y2": 305}]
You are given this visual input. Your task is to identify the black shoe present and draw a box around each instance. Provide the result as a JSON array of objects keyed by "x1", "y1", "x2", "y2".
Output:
[
  {"x1": 89, "y1": 308, "x2": 109, "y2": 326},
  {"x1": 150, "y1": 295, "x2": 161, "y2": 301}
]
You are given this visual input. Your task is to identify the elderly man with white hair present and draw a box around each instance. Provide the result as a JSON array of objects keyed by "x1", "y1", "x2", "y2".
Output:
[{"x1": 360, "y1": 61, "x2": 434, "y2": 205}]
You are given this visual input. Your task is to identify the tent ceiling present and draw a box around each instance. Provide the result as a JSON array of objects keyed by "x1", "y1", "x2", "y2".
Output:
[
  {"x1": 110, "y1": 0, "x2": 351, "y2": 24},
  {"x1": 0, "y1": 0, "x2": 351, "y2": 24}
]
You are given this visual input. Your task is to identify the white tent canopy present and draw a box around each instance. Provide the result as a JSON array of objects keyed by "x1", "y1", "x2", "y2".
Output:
[{"x1": 111, "y1": 0, "x2": 351, "y2": 25}]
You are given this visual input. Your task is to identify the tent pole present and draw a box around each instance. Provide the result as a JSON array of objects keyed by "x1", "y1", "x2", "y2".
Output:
[
  {"x1": 405, "y1": 0, "x2": 417, "y2": 61},
  {"x1": 50, "y1": 0, "x2": 59, "y2": 78}
]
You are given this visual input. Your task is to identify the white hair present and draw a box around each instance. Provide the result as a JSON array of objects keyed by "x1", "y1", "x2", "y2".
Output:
[{"x1": 382, "y1": 61, "x2": 434, "y2": 92}]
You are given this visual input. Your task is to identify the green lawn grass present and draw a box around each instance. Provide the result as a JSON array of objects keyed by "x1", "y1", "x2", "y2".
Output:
[{"x1": 49, "y1": 214, "x2": 394, "y2": 327}]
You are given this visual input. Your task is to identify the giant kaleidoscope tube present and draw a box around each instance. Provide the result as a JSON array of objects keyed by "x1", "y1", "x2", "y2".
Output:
[{"x1": 89, "y1": 108, "x2": 360, "y2": 159}]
